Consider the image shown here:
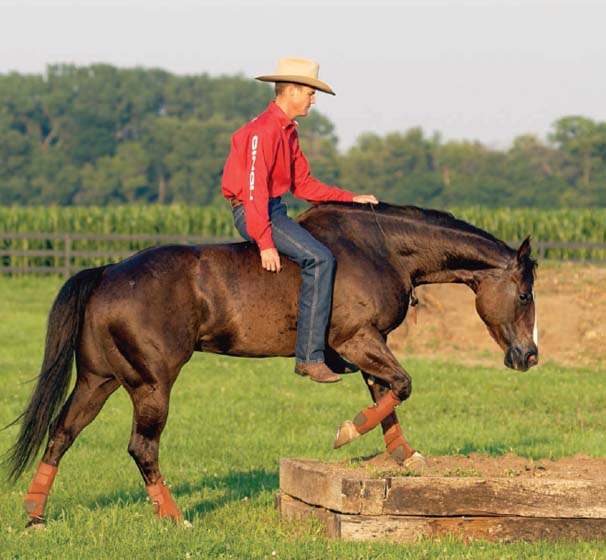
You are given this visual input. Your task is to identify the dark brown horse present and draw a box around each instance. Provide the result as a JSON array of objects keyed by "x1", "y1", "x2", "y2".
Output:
[{"x1": 5, "y1": 202, "x2": 538, "y2": 527}]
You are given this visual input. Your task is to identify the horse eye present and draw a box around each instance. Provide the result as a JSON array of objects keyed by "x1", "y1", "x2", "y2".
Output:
[{"x1": 519, "y1": 292, "x2": 532, "y2": 304}]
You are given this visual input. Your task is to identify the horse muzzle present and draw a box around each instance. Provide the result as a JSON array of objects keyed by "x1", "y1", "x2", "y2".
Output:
[{"x1": 504, "y1": 345, "x2": 539, "y2": 371}]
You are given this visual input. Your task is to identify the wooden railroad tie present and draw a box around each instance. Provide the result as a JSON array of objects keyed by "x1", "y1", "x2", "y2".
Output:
[{"x1": 277, "y1": 458, "x2": 606, "y2": 543}]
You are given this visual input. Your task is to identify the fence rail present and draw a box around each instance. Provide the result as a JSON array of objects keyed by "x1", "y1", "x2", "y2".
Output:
[
  {"x1": 0, "y1": 232, "x2": 237, "y2": 276},
  {"x1": 1, "y1": 232, "x2": 605, "y2": 276}
]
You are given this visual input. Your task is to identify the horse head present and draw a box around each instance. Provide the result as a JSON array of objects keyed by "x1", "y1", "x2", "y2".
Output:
[{"x1": 473, "y1": 237, "x2": 539, "y2": 371}]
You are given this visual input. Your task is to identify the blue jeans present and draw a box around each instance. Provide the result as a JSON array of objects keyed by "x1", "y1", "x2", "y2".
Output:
[{"x1": 232, "y1": 198, "x2": 335, "y2": 364}]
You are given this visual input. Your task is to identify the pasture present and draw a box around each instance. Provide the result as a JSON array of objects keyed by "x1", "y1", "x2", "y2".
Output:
[{"x1": 1, "y1": 276, "x2": 606, "y2": 559}]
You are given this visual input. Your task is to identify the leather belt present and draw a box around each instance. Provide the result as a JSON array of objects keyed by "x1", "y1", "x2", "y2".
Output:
[{"x1": 229, "y1": 196, "x2": 243, "y2": 209}]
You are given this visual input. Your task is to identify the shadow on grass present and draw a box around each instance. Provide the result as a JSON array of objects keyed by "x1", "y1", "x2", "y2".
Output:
[
  {"x1": 179, "y1": 469, "x2": 279, "y2": 518},
  {"x1": 83, "y1": 469, "x2": 279, "y2": 521}
]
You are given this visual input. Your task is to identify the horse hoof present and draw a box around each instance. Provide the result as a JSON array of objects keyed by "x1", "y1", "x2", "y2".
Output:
[
  {"x1": 403, "y1": 451, "x2": 427, "y2": 471},
  {"x1": 25, "y1": 517, "x2": 46, "y2": 530},
  {"x1": 183, "y1": 519, "x2": 193, "y2": 529},
  {"x1": 333, "y1": 420, "x2": 361, "y2": 449}
]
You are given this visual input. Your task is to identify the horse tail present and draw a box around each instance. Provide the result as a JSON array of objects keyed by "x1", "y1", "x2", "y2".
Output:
[{"x1": 3, "y1": 265, "x2": 108, "y2": 482}]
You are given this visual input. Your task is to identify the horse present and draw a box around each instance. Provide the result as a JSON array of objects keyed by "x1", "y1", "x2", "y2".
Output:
[{"x1": 4, "y1": 202, "x2": 538, "y2": 527}]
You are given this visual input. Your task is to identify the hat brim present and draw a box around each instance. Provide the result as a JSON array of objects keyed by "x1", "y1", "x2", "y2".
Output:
[{"x1": 255, "y1": 75, "x2": 335, "y2": 96}]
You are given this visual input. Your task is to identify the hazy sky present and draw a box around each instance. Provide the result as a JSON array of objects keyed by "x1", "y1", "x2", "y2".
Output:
[{"x1": 2, "y1": 0, "x2": 605, "y2": 151}]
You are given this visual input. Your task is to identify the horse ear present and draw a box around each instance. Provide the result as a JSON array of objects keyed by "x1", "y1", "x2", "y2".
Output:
[{"x1": 516, "y1": 236, "x2": 532, "y2": 264}]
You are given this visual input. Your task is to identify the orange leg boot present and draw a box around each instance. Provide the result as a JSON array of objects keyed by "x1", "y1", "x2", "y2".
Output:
[
  {"x1": 24, "y1": 462, "x2": 58, "y2": 526},
  {"x1": 334, "y1": 391, "x2": 401, "y2": 448},
  {"x1": 146, "y1": 477, "x2": 183, "y2": 522},
  {"x1": 383, "y1": 423, "x2": 416, "y2": 463}
]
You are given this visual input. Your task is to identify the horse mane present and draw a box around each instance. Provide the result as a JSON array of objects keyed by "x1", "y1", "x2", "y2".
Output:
[
  {"x1": 302, "y1": 201, "x2": 508, "y2": 248},
  {"x1": 301, "y1": 201, "x2": 537, "y2": 279}
]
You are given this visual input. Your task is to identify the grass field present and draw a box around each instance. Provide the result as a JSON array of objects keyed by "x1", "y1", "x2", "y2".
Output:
[{"x1": 1, "y1": 277, "x2": 606, "y2": 559}]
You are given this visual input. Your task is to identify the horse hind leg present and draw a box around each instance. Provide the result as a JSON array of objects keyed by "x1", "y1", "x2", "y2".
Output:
[
  {"x1": 125, "y1": 383, "x2": 188, "y2": 525},
  {"x1": 24, "y1": 373, "x2": 120, "y2": 527}
]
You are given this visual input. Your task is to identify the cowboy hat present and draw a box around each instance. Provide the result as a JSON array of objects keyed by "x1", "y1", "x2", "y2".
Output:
[{"x1": 255, "y1": 57, "x2": 335, "y2": 95}]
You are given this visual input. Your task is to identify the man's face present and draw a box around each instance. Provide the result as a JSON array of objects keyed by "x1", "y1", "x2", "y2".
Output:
[{"x1": 288, "y1": 85, "x2": 316, "y2": 118}]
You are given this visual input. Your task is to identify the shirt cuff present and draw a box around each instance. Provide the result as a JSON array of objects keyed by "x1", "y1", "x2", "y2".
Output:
[{"x1": 257, "y1": 231, "x2": 275, "y2": 251}]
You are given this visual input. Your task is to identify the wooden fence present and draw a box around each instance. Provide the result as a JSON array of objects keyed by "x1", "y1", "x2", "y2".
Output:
[
  {"x1": 1, "y1": 232, "x2": 605, "y2": 276},
  {"x1": 0, "y1": 232, "x2": 236, "y2": 276}
]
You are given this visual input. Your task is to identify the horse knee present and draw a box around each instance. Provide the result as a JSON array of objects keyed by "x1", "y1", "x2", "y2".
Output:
[
  {"x1": 127, "y1": 437, "x2": 144, "y2": 462},
  {"x1": 44, "y1": 429, "x2": 74, "y2": 463},
  {"x1": 127, "y1": 442, "x2": 137, "y2": 461},
  {"x1": 128, "y1": 433, "x2": 159, "y2": 469},
  {"x1": 393, "y1": 372, "x2": 412, "y2": 402},
  {"x1": 127, "y1": 399, "x2": 167, "y2": 473}
]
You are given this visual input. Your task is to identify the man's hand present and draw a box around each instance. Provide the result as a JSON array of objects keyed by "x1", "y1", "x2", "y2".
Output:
[
  {"x1": 260, "y1": 248, "x2": 282, "y2": 272},
  {"x1": 353, "y1": 194, "x2": 379, "y2": 204}
]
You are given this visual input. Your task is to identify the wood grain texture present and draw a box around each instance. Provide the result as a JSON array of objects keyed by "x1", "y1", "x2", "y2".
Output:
[
  {"x1": 280, "y1": 458, "x2": 606, "y2": 518},
  {"x1": 277, "y1": 492, "x2": 606, "y2": 543}
]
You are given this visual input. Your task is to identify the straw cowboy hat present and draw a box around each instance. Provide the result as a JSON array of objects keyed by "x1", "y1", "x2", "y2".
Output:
[{"x1": 255, "y1": 57, "x2": 335, "y2": 95}]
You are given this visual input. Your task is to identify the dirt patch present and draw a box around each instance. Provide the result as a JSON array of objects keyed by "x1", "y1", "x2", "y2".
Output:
[
  {"x1": 389, "y1": 263, "x2": 606, "y2": 368},
  {"x1": 350, "y1": 452, "x2": 606, "y2": 480}
]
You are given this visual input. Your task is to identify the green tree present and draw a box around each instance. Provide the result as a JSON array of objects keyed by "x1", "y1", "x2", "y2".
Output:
[
  {"x1": 2, "y1": 63, "x2": 606, "y2": 209},
  {"x1": 76, "y1": 142, "x2": 149, "y2": 204},
  {"x1": 550, "y1": 116, "x2": 606, "y2": 206},
  {"x1": 340, "y1": 128, "x2": 443, "y2": 206},
  {"x1": 550, "y1": 116, "x2": 597, "y2": 186},
  {"x1": 505, "y1": 135, "x2": 567, "y2": 207}
]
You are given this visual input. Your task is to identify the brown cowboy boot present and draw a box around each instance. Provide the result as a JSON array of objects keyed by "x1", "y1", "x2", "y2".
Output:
[{"x1": 294, "y1": 362, "x2": 341, "y2": 383}]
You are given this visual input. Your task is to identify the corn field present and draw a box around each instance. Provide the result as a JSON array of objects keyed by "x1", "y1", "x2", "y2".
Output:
[
  {"x1": 454, "y1": 207, "x2": 605, "y2": 243},
  {"x1": 454, "y1": 207, "x2": 606, "y2": 261},
  {"x1": 0, "y1": 205, "x2": 238, "y2": 237},
  {"x1": 1, "y1": 205, "x2": 605, "y2": 272},
  {"x1": 0, "y1": 205, "x2": 238, "y2": 271}
]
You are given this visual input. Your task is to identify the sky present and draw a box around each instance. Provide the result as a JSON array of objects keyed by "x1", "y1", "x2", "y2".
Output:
[{"x1": 1, "y1": 0, "x2": 605, "y2": 151}]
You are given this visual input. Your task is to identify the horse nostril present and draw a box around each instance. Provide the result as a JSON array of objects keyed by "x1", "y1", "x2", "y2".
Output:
[{"x1": 525, "y1": 351, "x2": 538, "y2": 367}]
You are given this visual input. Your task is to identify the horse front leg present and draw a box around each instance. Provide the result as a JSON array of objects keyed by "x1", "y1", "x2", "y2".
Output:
[
  {"x1": 361, "y1": 373, "x2": 422, "y2": 466},
  {"x1": 333, "y1": 328, "x2": 424, "y2": 466}
]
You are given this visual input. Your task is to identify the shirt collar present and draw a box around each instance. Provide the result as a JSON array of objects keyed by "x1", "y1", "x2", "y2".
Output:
[{"x1": 268, "y1": 100, "x2": 297, "y2": 130}]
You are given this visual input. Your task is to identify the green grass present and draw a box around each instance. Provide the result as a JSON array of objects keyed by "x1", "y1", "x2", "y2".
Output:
[{"x1": 1, "y1": 277, "x2": 606, "y2": 559}]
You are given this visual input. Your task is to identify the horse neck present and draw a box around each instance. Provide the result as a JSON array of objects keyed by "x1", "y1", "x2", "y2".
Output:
[{"x1": 381, "y1": 217, "x2": 513, "y2": 288}]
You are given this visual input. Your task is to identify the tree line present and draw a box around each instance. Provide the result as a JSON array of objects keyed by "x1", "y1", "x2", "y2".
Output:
[{"x1": 1, "y1": 64, "x2": 605, "y2": 209}]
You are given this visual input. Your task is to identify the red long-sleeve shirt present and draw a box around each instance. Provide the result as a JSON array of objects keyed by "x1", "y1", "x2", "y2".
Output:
[{"x1": 222, "y1": 101, "x2": 355, "y2": 250}]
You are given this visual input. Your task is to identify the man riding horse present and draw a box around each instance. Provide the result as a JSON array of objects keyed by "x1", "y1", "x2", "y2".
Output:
[
  {"x1": 5, "y1": 59, "x2": 539, "y2": 529},
  {"x1": 222, "y1": 57, "x2": 378, "y2": 383}
]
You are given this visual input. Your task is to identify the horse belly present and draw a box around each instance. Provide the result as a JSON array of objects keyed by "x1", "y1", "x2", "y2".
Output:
[{"x1": 197, "y1": 258, "x2": 300, "y2": 358}]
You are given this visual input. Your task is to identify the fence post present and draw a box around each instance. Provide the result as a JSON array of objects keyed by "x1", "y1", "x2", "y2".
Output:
[{"x1": 63, "y1": 233, "x2": 71, "y2": 278}]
